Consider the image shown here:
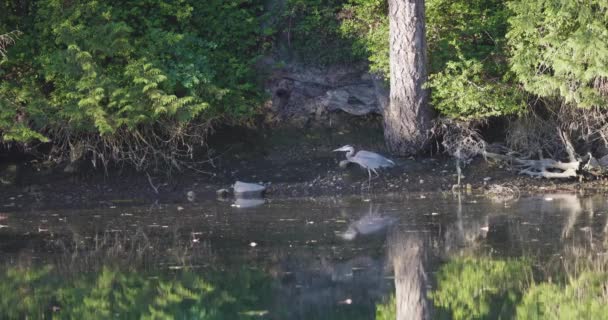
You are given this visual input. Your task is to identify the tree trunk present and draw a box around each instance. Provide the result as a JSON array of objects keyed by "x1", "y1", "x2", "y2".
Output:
[
  {"x1": 385, "y1": 0, "x2": 431, "y2": 155},
  {"x1": 389, "y1": 232, "x2": 430, "y2": 320}
]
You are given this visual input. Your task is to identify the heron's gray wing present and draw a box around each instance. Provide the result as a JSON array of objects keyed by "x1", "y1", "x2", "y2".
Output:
[{"x1": 354, "y1": 150, "x2": 395, "y2": 168}]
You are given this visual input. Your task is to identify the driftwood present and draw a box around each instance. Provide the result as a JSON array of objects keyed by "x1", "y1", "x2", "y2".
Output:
[{"x1": 483, "y1": 151, "x2": 579, "y2": 179}]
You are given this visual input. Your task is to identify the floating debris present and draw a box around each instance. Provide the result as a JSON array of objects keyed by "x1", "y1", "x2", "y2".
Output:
[
  {"x1": 186, "y1": 191, "x2": 196, "y2": 202},
  {"x1": 249, "y1": 242, "x2": 257, "y2": 247}
]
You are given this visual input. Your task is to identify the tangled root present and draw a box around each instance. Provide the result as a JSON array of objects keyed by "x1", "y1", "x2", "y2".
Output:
[
  {"x1": 46, "y1": 118, "x2": 215, "y2": 174},
  {"x1": 433, "y1": 119, "x2": 486, "y2": 163}
]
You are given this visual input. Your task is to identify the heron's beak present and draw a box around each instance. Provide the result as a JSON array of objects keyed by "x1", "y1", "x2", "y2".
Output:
[
  {"x1": 333, "y1": 147, "x2": 347, "y2": 152},
  {"x1": 332, "y1": 148, "x2": 342, "y2": 152}
]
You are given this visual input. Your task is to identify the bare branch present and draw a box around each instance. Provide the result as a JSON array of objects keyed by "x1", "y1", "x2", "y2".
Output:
[{"x1": 0, "y1": 30, "x2": 22, "y2": 58}]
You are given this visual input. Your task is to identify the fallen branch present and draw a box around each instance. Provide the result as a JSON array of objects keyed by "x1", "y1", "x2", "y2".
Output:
[
  {"x1": 519, "y1": 168, "x2": 577, "y2": 179},
  {"x1": 483, "y1": 151, "x2": 579, "y2": 179}
]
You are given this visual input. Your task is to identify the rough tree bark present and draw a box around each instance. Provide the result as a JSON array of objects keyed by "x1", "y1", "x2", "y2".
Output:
[
  {"x1": 389, "y1": 232, "x2": 430, "y2": 320},
  {"x1": 384, "y1": 0, "x2": 432, "y2": 155}
]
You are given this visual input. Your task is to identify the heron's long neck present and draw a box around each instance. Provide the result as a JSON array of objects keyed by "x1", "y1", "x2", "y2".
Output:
[{"x1": 345, "y1": 148, "x2": 355, "y2": 159}]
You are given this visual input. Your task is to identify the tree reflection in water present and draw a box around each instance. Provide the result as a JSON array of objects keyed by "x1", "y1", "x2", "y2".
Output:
[
  {"x1": 377, "y1": 193, "x2": 608, "y2": 320},
  {"x1": 388, "y1": 231, "x2": 430, "y2": 320}
]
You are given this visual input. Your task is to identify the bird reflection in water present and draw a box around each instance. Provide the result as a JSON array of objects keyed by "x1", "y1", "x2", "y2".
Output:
[{"x1": 339, "y1": 204, "x2": 398, "y2": 241}]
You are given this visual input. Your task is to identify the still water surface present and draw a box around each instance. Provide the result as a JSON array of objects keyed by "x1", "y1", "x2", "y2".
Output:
[{"x1": 0, "y1": 192, "x2": 607, "y2": 319}]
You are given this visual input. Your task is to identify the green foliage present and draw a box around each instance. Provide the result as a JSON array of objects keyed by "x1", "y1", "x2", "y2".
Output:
[
  {"x1": 340, "y1": 0, "x2": 524, "y2": 120},
  {"x1": 430, "y1": 257, "x2": 532, "y2": 320},
  {"x1": 0, "y1": 0, "x2": 268, "y2": 168},
  {"x1": 339, "y1": 0, "x2": 388, "y2": 75},
  {"x1": 283, "y1": 0, "x2": 361, "y2": 65},
  {"x1": 508, "y1": 0, "x2": 608, "y2": 108},
  {"x1": 427, "y1": 58, "x2": 524, "y2": 120},
  {"x1": 517, "y1": 271, "x2": 608, "y2": 320}
]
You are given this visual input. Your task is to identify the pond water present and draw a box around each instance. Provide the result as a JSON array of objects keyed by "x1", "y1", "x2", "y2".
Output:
[{"x1": 0, "y1": 192, "x2": 607, "y2": 319}]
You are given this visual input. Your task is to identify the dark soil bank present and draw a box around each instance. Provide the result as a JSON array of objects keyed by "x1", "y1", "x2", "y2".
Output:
[{"x1": 1, "y1": 125, "x2": 607, "y2": 211}]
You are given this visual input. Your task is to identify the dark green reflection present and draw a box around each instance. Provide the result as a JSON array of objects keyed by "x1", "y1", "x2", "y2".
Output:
[
  {"x1": 377, "y1": 256, "x2": 608, "y2": 320},
  {"x1": 375, "y1": 295, "x2": 396, "y2": 320},
  {"x1": 517, "y1": 271, "x2": 608, "y2": 320},
  {"x1": 431, "y1": 257, "x2": 532, "y2": 320},
  {"x1": 0, "y1": 265, "x2": 272, "y2": 319}
]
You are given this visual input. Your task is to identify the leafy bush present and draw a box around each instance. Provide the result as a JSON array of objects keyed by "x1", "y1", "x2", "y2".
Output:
[
  {"x1": 0, "y1": 0, "x2": 268, "y2": 169},
  {"x1": 508, "y1": 0, "x2": 608, "y2": 109},
  {"x1": 339, "y1": 0, "x2": 389, "y2": 75},
  {"x1": 427, "y1": 58, "x2": 524, "y2": 120}
]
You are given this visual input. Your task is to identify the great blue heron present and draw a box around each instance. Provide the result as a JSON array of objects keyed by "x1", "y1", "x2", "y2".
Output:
[{"x1": 333, "y1": 145, "x2": 395, "y2": 185}]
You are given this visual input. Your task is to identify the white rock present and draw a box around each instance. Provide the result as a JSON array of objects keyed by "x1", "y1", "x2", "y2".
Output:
[{"x1": 233, "y1": 181, "x2": 266, "y2": 195}]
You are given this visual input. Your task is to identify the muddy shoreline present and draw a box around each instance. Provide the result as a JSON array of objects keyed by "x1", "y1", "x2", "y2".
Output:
[
  {"x1": 2, "y1": 126, "x2": 607, "y2": 211},
  {"x1": 2, "y1": 152, "x2": 606, "y2": 212}
]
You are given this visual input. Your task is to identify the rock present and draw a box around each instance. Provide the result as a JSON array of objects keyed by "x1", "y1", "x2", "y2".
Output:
[
  {"x1": 262, "y1": 60, "x2": 385, "y2": 128},
  {"x1": 324, "y1": 85, "x2": 379, "y2": 115},
  {"x1": 233, "y1": 181, "x2": 266, "y2": 196}
]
